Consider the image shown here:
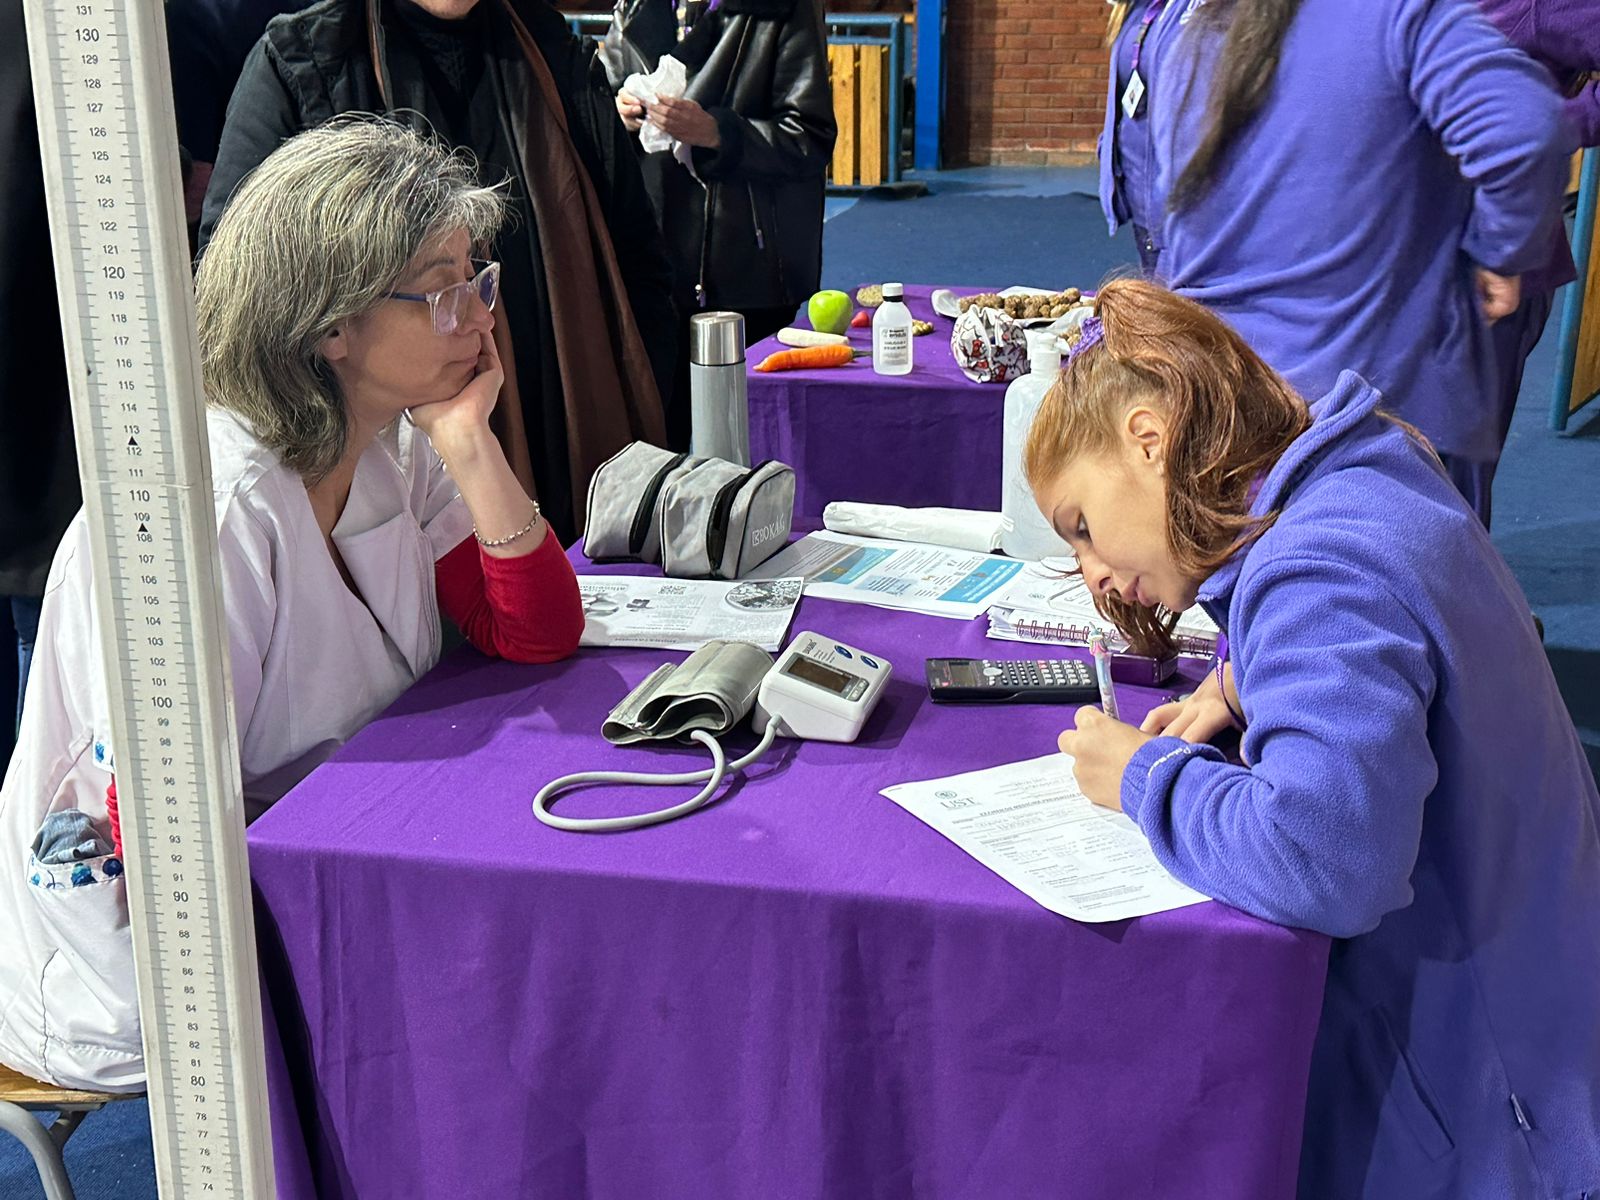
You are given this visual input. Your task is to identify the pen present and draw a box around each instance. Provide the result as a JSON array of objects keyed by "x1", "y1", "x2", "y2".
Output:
[{"x1": 1089, "y1": 633, "x2": 1120, "y2": 722}]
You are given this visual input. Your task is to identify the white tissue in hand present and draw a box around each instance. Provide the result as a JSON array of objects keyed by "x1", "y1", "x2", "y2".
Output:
[{"x1": 624, "y1": 55, "x2": 689, "y2": 155}]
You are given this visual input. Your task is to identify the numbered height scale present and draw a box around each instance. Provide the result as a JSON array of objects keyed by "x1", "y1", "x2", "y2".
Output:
[{"x1": 22, "y1": 1, "x2": 275, "y2": 1195}]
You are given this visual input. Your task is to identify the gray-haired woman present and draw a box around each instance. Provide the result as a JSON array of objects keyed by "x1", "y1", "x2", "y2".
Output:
[{"x1": 0, "y1": 119, "x2": 582, "y2": 1092}]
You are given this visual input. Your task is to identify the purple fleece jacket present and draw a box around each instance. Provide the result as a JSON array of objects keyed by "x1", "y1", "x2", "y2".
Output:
[
  {"x1": 1120, "y1": 372, "x2": 1600, "y2": 1198},
  {"x1": 1478, "y1": 0, "x2": 1599, "y2": 296},
  {"x1": 1479, "y1": 0, "x2": 1600, "y2": 145},
  {"x1": 1153, "y1": 0, "x2": 1569, "y2": 462}
]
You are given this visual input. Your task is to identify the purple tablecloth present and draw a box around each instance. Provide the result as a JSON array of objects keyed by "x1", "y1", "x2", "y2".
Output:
[
  {"x1": 748, "y1": 285, "x2": 1004, "y2": 530},
  {"x1": 248, "y1": 551, "x2": 1329, "y2": 1199}
]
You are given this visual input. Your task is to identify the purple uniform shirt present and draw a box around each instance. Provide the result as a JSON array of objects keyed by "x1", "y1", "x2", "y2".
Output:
[
  {"x1": 1123, "y1": 372, "x2": 1600, "y2": 1198},
  {"x1": 1154, "y1": 0, "x2": 1568, "y2": 462},
  {"x1": 1097, "y1": 0, "x2": 1189, "y2": 265}
]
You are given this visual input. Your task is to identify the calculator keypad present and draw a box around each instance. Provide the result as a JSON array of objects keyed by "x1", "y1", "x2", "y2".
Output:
[{"x1": 988, "y1": 660, "x2": 1092, "y2": 688}]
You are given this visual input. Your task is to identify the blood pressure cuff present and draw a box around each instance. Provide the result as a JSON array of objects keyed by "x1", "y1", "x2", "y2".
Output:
[{"x1": 602, "y1": 641, "x2": 774, "y2": 745}]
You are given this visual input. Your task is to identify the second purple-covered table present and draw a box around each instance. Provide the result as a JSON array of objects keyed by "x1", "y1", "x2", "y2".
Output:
[{"x1": 747, "y1": 284, "x2": 1001, "y2": 529}]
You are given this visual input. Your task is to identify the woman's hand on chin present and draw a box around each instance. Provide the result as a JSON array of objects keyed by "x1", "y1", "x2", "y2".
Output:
[{"x1": 406, "y1": 330, "x2": 504, "y2": 460}]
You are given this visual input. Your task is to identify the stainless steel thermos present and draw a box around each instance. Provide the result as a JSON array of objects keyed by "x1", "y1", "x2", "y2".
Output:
[{"x1": 688, "y1": 311, "x2": 750, "y2": 466}]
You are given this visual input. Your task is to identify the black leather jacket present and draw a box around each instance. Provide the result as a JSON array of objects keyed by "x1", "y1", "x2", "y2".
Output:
[{"x1": 604, "y1": 0, "x2": 835, "y2": 311}]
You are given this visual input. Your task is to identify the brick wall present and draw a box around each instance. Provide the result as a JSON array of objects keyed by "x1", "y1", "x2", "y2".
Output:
[{"x1": 946, "y1": 0, "x2": 1108, "y2": 166}]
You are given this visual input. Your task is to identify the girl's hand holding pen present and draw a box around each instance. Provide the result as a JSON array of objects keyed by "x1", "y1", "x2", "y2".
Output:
[{"x1": 1058, "y1": 707, "x2": 1152, "y2": 811}]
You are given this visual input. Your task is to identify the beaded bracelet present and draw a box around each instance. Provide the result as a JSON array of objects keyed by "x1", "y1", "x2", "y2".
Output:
[{"x1": 475, "y1": 502, "x2": 542, "y2": 548}]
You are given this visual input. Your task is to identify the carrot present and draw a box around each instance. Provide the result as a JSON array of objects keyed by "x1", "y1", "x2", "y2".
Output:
[{"x1": 753, "y1": 345, "x2": 864, "y2": 372}]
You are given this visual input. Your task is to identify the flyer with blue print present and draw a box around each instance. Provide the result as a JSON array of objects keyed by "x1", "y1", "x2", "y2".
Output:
[{"x1": 747, "y1": 531, "x2": 1028, "y2": 620}]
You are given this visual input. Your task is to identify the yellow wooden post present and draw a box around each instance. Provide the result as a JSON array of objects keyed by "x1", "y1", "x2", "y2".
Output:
[
  {"x1": 1569, "y1": 230, "x2": 1600, "y2": 416},
  {"x1": 829, "y1": 44, "x2": 859, "y2": 186},
  {"x1": 858, "y1": 45, "x2": 889, "y2": 188},
  {"x1": 1554, "y1": 149, "x2": 1600, "y2": 426}
]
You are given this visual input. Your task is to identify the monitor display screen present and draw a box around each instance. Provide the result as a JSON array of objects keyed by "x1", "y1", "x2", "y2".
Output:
[{"x1": 785, "y1": 653, "x2": 855, "y2": 697}]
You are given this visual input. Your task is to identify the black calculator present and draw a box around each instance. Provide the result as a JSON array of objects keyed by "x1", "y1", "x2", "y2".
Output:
[{"x1": 925, "y1": 657, "x2": 1099, "y2": 704}]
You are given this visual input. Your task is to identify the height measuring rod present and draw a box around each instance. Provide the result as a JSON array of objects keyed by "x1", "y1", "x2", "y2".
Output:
[{"x1": 23, "y1": 0, "x2": 275, "y2": 1194}]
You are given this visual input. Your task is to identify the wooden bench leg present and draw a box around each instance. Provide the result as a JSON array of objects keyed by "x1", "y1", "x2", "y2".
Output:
[{"x1": 0, "y1": 1099, "x2": 79, "y2": 1200}]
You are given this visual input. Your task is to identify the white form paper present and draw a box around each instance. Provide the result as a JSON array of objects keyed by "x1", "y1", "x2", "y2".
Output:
[
  {"x1": 745, "y1": 531, "x2": 1027, "y2": 620},
  {"x1": 577, "y1": 576, "x2": 802, "y2": 651},
  {"x1": 882, "y1": 753, "x2": 1209, "y2": 922}
]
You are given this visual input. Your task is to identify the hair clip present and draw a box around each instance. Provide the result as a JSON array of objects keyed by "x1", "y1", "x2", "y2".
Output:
[{"x1": 1067, "y1": 315, "x2": 1104, "y2": 362}]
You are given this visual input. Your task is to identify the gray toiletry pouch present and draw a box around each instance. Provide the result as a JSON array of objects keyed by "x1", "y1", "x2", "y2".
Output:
[
  {"x1": 658, "y1": 459, "x2": 795, "y2": 580},
  {"x1": 583, "y1": 443, "x2": 704, "y2": 563}
]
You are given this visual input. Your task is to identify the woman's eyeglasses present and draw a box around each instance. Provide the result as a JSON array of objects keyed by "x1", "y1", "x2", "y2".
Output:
[{"x1": 387, "y1": 259, "x2": 501, "y2": 335}]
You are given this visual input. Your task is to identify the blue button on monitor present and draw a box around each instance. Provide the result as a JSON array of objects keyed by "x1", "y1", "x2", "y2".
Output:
[{"x1": 834, "y1": 645, "x2": 853, "y2": 659}]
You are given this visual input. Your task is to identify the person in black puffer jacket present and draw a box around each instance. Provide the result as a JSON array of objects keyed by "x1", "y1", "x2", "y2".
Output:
[{"x1": 604, "y1": 0, "x2": 834, "y2": 450}]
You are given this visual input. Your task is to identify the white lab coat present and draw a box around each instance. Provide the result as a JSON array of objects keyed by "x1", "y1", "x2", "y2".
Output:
[{"x1": 0, "y1": 409, "x2": 471, "y2": 1091}]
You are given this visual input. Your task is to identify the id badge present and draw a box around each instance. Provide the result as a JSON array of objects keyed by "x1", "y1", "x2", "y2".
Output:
[{"x1": 1121, "y1": 70, "x2": 1147, "y2": 119}]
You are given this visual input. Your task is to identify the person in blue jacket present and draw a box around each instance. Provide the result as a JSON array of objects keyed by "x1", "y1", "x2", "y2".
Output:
[
  {"x1": 1030, "y1": 278, "x2": 1600, "y2": 1199},
  {"x1": 1151, "y1": 0, "x2": 1570, "y2": 523},
  {"x1": 1097, "y1": 0, "x2": 1190, "y2": 276}
]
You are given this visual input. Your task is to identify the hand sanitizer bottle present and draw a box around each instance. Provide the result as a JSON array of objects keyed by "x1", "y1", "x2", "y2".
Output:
[
  {"x1": 1001, "y1": 330, "x2": 1071, "y2": 559},
  {"x1": 872, "y1": 282, "x2": 913, "y2": 376}
]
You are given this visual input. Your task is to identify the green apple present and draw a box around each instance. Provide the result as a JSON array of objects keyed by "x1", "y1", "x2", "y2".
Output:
[{"x1": 807, "y1": 289, "x2": 853, "y2": 335}]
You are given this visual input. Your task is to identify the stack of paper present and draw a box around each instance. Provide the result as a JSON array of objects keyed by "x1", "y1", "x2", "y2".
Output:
[{"x1": 985, "y1": 561, "x2": 1219, "y2": 656}]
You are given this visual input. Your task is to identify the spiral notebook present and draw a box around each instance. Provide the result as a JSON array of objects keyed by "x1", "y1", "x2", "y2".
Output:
[{"x1": 985, "y1": 562, "x2": 1220, "y2": 657}]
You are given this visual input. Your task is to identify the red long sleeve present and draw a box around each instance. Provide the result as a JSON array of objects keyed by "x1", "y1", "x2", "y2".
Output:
[
  {"x1": 106, "y1": 778, "x2": 122, "y2": 859},
  {"x1": 434, "y1": 532, "x2": 584, "y2": 664}
]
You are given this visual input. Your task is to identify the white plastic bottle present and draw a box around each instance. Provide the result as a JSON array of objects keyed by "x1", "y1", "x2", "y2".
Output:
[
  {"x1": 1001, "y1": 329, "x2": 1071, "y2": 560},
  {"x1": 872, "y1": 282, "x2": 913, "y2": 376}
]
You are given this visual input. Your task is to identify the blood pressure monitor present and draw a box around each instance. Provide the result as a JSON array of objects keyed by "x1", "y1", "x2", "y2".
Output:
[
  {"x1": 754, "y1": 632, "x2": 892, "y2": 743},
  {"x1": 536, "y1": 631, "x2": 892, "y2": 833}
]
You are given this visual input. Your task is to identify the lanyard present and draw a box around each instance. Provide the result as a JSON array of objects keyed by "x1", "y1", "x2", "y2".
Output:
[{"x1": 1130, "y1": 0, "x2": 1170, "y2": 76}]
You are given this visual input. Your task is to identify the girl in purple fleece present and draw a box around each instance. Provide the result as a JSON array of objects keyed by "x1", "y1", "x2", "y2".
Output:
[{"x1": 1029, "y1": 278, "x2": 1600, "y2": 1199}]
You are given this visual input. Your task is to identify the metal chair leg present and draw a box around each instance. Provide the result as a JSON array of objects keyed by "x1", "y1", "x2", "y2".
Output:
[
  {"x1": 48, "y1": 1108, "x2": 87, "y2": 1151},
  {"x1": 0, "y1": 1099, "x2": 79, "y2": 1200}
]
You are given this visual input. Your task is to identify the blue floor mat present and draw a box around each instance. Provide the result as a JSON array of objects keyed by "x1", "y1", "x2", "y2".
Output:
[
  {"x1": 1, "y1": 1101, "x2": 152, "y2": 1200},
  {"x1": 821, "y1": 190, "x2": 1140, "y2": 293}
]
